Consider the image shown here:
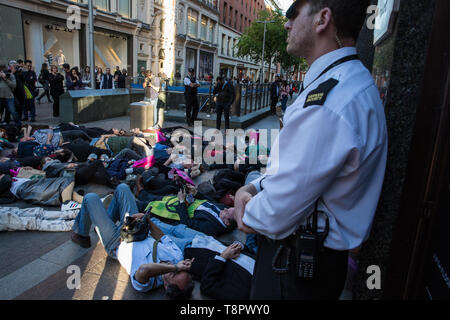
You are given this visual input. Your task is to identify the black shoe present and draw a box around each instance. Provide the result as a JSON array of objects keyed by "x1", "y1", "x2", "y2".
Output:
[{"x1": 71, "y1": 232, "x2": 91, "y2": 248}]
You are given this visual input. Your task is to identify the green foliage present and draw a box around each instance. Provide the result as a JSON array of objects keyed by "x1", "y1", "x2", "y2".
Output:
[{"x1": 236, "y1": 9, "x2": 308, "y2": 74}]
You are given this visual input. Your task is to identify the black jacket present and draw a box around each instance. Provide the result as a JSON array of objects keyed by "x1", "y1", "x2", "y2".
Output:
[
  {"x1": 11, "y1": 70, "x2": 25, "y2": 104},
  {"x1": 270, "y1": 80, "x2": 280, "y2": 99},
  {"x1": 213, "y1": 81, "x2": 235, "y2": 106},
  {"x1": 49, "y1": 73, "x2": 65, "y2": 96},
  {"x1": 184, "y1": 247, "x2": 252, "y2": 300},
  {"x1": 175, "y1": 201, "x2": 229, "y2": 237}
]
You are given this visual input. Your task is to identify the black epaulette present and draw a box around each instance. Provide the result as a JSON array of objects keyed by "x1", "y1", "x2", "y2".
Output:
[{"x1": 303, "y1": 78, "x2": 339, "y2": 109}]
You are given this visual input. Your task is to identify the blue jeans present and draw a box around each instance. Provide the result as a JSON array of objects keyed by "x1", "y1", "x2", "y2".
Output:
[
  {"x1": 0, "y1": 98, "x2": 21, "y2": 125},
  {"x1": 150, "y1": 217, "x2": 205, "y2": 252},
  {"x1": 245, "y1": 170, "x2": 263, "y2": 185},
  {"x1": 72, "y1": 183, "x2": 139, "y2": 258},
  {"x1": 24, "y1": 98, "x2": 36, "y2": 119},
  {"x1": 72, "y1": 183, "x2": 205, "y2": 257},
  {"x1": 281, "y1": 96, "x2": 288, "y2": 112}
]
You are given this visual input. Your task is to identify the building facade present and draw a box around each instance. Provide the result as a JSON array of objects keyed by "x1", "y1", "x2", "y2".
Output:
[
  {"x1": 0, "y1": 0, "x2": 155, "y2": 77},
  {"x1": 174, "y1": 0, "x2": 220, "y2": 82}
]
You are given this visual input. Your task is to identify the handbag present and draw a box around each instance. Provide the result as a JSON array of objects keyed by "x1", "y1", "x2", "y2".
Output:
[{"x1": 24, "y1": 85, "x2": 33, "y2": 100}]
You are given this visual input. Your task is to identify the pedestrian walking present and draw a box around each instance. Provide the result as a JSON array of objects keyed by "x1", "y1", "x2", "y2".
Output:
[
  {"x1": 23, "y1": 60, "x2": 37, "y2": 122},
  {"x1": 37, "y1": 63, "x2": 52, "y2": 104}
]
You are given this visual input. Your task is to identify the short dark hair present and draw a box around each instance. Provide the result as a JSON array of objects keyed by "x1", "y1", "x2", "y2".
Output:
[
  {"x1": 25, "y1": 60, "x2": 32, "y2": 64},
  {"x1": 289, "y1": 0, "x2": 369, "y2": 41},
  {"x1": 63, "y1": 63, "x2": 70, "y2": 70},
  {"x1": 17, "y1": 59, "x2": 24, "y2": 64},
  {"x1": 227, "y1": 217, "x2": 238, "y2": 230},
  {"x1": 165, "y1": 280, "x2": 195, "y2": 300},
  {"x1": 216, "y1": 76, "x2": 223, "y2": 82}
]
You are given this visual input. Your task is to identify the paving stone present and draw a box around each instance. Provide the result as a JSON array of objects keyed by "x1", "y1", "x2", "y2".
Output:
[{"x1": 0, "y1": 258, "x2": 62, "y2": 300}]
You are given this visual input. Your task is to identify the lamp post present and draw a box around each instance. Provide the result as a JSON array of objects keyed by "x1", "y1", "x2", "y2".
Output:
[
  {"x1": 88, "y1": 0, "x2": 95, "y2": 89},
  {"x1": 255, "y1": 20, "x2": 275, "y2": 84}
]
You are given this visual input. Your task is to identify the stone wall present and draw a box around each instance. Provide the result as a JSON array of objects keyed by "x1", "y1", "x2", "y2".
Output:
[{"x1": 353, "y1": 0, "x2": 437, "y2": 300}]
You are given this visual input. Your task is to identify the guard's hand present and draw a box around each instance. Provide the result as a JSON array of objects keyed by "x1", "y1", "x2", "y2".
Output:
[{"x1": 234, "y1": 189, "x2": 256, "y2": 234}]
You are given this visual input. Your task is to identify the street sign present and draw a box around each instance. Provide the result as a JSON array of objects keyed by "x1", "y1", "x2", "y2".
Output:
[{"x1": 373, "y1": 0, "x2": 401, "y2": 46}]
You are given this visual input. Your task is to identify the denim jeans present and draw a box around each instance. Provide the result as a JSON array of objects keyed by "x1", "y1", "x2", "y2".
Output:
[
  {"x1": 150, "y1": 217, "x2": 205, "y2": 252},
  {"x1": 0, "y1": 98, "x2": 21, "y2": 125},
  {"x1": 24, "y1": 98, "x2": 36, "y2": 119},
  {"x1": 281, "y1": 96, "x2": 288, "y2": 112},
  {"x1": 72, "y1": 183, "x2": 205, "y2": 257},
  {"x1": 245, "y1": 170, "x2": 263, "y2": 185},
  {"x1": 72, "y1": 183, "x2": 139, "y2": 258}
]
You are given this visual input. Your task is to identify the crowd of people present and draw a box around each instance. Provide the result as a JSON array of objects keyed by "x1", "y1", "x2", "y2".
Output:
[
  {"x1": 0, "y1": 121, "x2": 268, "y2": 299},
  {"x1": 0, "y1": 59, "x2": 130, "y2": 124}
]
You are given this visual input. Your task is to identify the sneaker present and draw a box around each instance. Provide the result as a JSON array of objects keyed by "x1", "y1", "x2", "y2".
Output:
[
  {"x1": 101, "y1": 194, "x2": 114, "y2": 209},
  {"x1": 71, "y1": 232, "x2": 91, "y2": 248},
  {"x1": 61, "y1": 200, "x2": 82, "y2": 211}
]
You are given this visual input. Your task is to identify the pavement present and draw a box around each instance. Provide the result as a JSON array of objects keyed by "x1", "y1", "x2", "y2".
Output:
[{"x1": 0, "y1": 95, "x2": 353, "y2": 300}]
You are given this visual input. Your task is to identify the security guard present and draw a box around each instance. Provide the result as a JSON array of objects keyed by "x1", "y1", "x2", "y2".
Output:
[
  {"x1": 184, "y1": 68, "x2": 201, "y2": 126},
  {"x1": 234, "y1": 0, "x2": 387, "y2": 299}
]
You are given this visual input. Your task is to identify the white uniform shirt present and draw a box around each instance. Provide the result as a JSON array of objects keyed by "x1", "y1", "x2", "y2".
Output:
[
  {"x1": 184, "y1": 76, "x2": 200, "y2": 87},
  {"x1": 243, "y1": 47, "x2": 388, "y2": 250}
]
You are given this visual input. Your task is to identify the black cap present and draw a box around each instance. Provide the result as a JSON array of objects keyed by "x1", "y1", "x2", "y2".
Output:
[
  {"x1": 188, "y1": 68, "x2": 195, "y2": 73},
  {"x1": 286, "y1": 0, "x2": 300, "y2": 19}
]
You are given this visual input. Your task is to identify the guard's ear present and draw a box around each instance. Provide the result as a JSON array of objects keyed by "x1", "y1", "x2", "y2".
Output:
[{"x1": 314, "y1": 8, "x2": 333, "y2": 34}]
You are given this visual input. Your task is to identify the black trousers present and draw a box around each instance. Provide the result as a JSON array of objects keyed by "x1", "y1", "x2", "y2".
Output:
[
  {"x1": 216, "y1": 103, "x2": 230, "y2": 130},
  {"x1": 185, "y1": 94, "x2": 199, "y2": 125},
  {"x1": 75, "y1": 160, "x2": 113, "y2": 187},
  {"x1": 270, "y1": 97, "x2": 278, "y2": 114},
  {"x1": 51, "y1": 94, "x2": 61, "y2": 117},
  {"x1": 250, "y1": 235, "x2": 348, "y2": 300}
]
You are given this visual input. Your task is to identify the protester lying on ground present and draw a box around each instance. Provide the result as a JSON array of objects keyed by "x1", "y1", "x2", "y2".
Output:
[
  {"x1": 42, "y1": 156, "x2": 119, "y2": 188},
  {"x1": 8, "y1": 175, "x2": 77, "y2": 206},
  {"x1": 92, "y1": 134, "x2": 152, "y2": 158},
  {"x1": 71, "y1": 183, "x2": 208, "y2": 299},
  {"x1": 0, "y1": 206, "x2": 78, "y2": 232},
  {"x1": 137, "y1": 182, "x2": 237, "y2": 237},
  {"x1": 185, "y1": 240, "x2": 255, "y2": 300},
  {"x1": 55, "y1": 122, "x2": 123, "y2": 139}
]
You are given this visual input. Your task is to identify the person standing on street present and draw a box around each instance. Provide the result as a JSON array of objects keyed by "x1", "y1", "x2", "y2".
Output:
[
  {"x1": 280, "y1": 80, "x2": 290, "y2": 112},
  {"x1": 270, "y1": 75, "x2": 281, "y2": 115},
  {"x1": 101, "y1": 68, "x2": 115, "y2": 89},
  {"x1": 37, "y1": 63, "x2": 52, "y2": 104},
  {"x1": 23, "y1": 60, "x2": 37, "y2": 122},
  {"x1": 49, "y1": 65, "x2": 65, "y2": 117},
  {"x1": 0, "y1": 65, "x2": 21, "y2": 126},
  {"x1": 143, "y1": 71, "x2": 162, "y2": 128},
  {"x1": 8, "y1": 61, "x2": 25, "y2": 124},
  {"x1": 184, "y1": 68, "x2": 200, "y2": 126},
  {"x1": 213, "y1": 76, "x2": 235, "y2": 131},
  {"x1": 95, "y1": 67, "x2": 103, "y2": 90},
  {"x1": 234, "y1": 0, "x2": 387, "y2": 300}
]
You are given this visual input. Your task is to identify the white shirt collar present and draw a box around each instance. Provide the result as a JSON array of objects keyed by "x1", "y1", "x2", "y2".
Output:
[{"x1": 303, "y1": 47, "x2": 357, "y2": 89}]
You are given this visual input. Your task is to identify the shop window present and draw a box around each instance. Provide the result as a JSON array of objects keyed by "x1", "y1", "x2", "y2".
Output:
[
  {"x1": 187, "y1": 8, "x2": 198, "y2": 38},
  {"x1": 93, "y1": 31, "x2": 128, "y2": 71}
]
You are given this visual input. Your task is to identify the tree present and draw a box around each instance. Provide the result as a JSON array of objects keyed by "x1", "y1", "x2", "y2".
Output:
[{"x1": 236, "y1": 9, "x2": 288, "y2": 81}]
